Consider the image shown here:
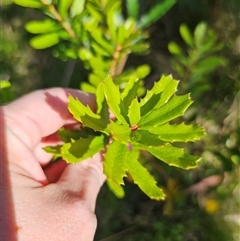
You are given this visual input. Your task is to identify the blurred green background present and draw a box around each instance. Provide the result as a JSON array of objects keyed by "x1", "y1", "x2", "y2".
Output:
[{"x1": 1, "y1": 0, "x2": 239, "y2": 240}]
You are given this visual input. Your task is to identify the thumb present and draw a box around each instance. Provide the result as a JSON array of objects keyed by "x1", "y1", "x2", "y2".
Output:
[{"x1": 56, "y1": 153, "x2": 106, "y2": 212}]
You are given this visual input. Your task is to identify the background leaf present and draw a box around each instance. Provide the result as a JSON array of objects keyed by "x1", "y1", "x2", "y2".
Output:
[
  {"x1": 180, "y1": 24, "x2": 193, "y2": 47},
  {"x1": 25, "y1": 19, "x2": 60, "y2": 34},
  {"x1": 13, "y1": 0, "x2": 42, "y2": 8},
  {"x1": 126, "y1": 0, "x2": 139, "y2": 19},
  {"x1": 70, "y1": 0, "x2": 86, "y2": 17},
  {"x1": 127, "y1": 156, "x2": 165, "y2": 200},
  {"x1": 59, "y1": 0, "x2": 74, "y2": 18},
  {"x1": 29, "y1": 33, "x2": 60, "y2": 49},
  {"x1": 138, "y1": 0, "x2": 176, "y2": 29}
]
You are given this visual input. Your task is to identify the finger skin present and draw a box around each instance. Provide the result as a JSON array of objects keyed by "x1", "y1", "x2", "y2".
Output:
[
  {"x1": 3, "y1": 88, "x2": 95, "y2": 149},
  {"x1": 1, "y1": 88, "x2": 105, "y2": 241}
]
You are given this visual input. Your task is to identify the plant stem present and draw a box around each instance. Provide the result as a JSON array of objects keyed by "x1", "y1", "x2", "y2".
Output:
[
  {"x1": 182, "y1": 48, "x2": 198, "y2": 83},
  {"x1": 109, "y1": 45, "x2": 123, "y2": 76},
  {"x1": 41, "y1": 0, "x2": 76, "y2": 38}
]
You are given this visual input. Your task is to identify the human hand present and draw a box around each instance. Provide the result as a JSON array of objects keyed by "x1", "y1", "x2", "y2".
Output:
[{"x1": 0, "y1": 88, "x2": 105, "y2": 241}]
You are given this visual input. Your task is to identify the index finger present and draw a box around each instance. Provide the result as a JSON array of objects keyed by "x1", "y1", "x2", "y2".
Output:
[{"x1": 3, "y1": 88, "x2": 95, "y2": 148}]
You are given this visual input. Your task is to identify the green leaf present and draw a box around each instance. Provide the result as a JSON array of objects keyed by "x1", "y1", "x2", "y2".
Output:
[
  {"x1": 25, "y1": 19, "x2": 60, "y2": 34},
  {"x1": 131, "y1": 130, "x2": 166, "y2": 146},
  {"x1": 121, "y1": 76, "x2": 140, "y2": 108},
  {"x1": 127, "y1": 155, "x2": 165, "y2": 200},
  {"x1": 13, "y1": 0, "x2": 42, "y2": 8},
  {"x1": 179, "y1": 24, "x2": 193, "y2": 47},
  {"x1": 168, "y1": 41, "x2": 182, "y2": 55},
  {"x1": 70, "y1": 0, "x2": 86, "y2": 17},
  {"x1": 148, "y1": 123, "x2": 205, "y2": 142},
  {"x1": 139, "y1": 94, "x2": 192, "y2": 128},
  {"x1": 102, "y1": 76, "x2": 129, "y2": 125},
  {"x1": 29, "y1": 33, "x2": 60, "y2": 49},
  {"x1": 0, "y1": 80, "x2": 13, "y2": 104},
  {"x1": 104, "y1": 141, "x2": 165, "y2": 200},
  {"x1": 43, "y1": 145, "x2": 62, "y2": 156},
  {"x1": 138, "y1": 0, "x2": 176, "y2": 29},
  {"x1": 96, "y1": 83, "x2": 109, "y2": 123},
  {"x1": 89, "y1": 29, "x2": 114, "y2": 55},
  {"x1": 107, "y1": 11, "x2": 117, "y2": 42},
  {"x1": 194, "y1": 57, "x2": 227, "y2": 73},
  {"x1": 62, "y1": 135, "x2": 106, "y2": 163},
  {"x1": 59, "y1": 0, "x2": 74, "y2": 18},
  {"x1": 128, "y1": 98, "x2": 141, "y2": 125},
  {"x1": 107, "y1": 180, "x2": 125, "y2": 198},
  {"x1": 68, "y1": 95, "x2": 108, "y2": 132},
  {"x1": 126, "y1": 0, "x2": 139, "y2": 19},
  {"x1": 80, "y1": 82, "x2": 96, "y2": 93},
  {"x1": 104, "y1": 141, "x2": 135, "y2": 185},
  {"x1": 109, "y1": 121, "x2": 131, "y2": 144},
  {"x1": 194, "y1": 22, "x2": 207, "y2": 46},
  {"x1": 140, "y1": 75, "x2": 179, "y2": 116},
  {"x1": 144, "y1": 144, "x2": 201, "y2": 169},
  {"x1": 136, "y1": 64, "x2": 151, "y2": 78},
  {"x1": 58, "y1": 127, "x2": 96, "y2": 142}
]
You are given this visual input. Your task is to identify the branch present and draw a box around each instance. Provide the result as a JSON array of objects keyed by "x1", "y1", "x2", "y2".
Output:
[
  {"x1": 109, "y1": 45, "x2": 124, "y2": 76},
  {"x1": 41, "y1": 0, "x2": 76, "y2": 38}
]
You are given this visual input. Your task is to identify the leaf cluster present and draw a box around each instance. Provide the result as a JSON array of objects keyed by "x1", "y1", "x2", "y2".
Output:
[
  {"x1": 44, "y1": 75, "x2": 205, "y2": 200},
  {"x1": 13, "y1": 0, "x2": 176, "y2": 91},
  {"x1": 13, "y1": 0, "x2": 205, "y2": 200},
  {"x1": 168, "y1": 22, "x2": 228, "y2": 94}
]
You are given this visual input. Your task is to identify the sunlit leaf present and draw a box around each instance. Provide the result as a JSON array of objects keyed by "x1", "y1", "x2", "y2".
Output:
[
  {"x1": 107, "y1": 180, "x2": 125, "y2": 198},
  {"x1": 136, "y1": 64, "x2": 150, "y2": 78},
  {"x1": 131, "y1": 130, "x2": 166, "y2": 146},
  {"x1": 102, "y1": 76, "x2": 129, "y2": 125},
  {"x1": 68, "y1": 95, "x2": 108, "y2": 132},
  {"x1": 25, "y1": 19, "x2": 60, "y2": 34},
  {"x1": 104, "y1": 141, "x2": 134, "y2": 185},
  {"x1": 168, "y1": 41, "x2": 182, "y2": 55},
  {"x1": 148, "y1": 123, "x2": 205, "y2": 142},
  {"x1": 109, "y1": 121, "x2": 131, "y2": 144},
  {"x1": 104, "y1": 141, "x2": 165, "y2": 200},
  {"x1": 62, "y1": 135, "x2": 106, "y2": 163},
  {"x1": 13, "y1": 0, "x2": 42, "y2": 8},
  {"x1": 96, "y1": 83, "x2": 109, "y2": 122},
  {"x1": 59, "y1": 0, "x2": 74, "y2": 18},
  {"x1": 80, "y1": 82, "x2": 96, "y2": 93},
  {"x1": 140, "y1": 75, "x2": 179, "y2": 116},
  {"x1": 121, "y1": 76, "x2": 140, "y2": 108},
  {"x1": 139, "y1": 94, "x2": 192, "y2": 128},
  {"x1": 128, "y1": 98, "x2": 141, "y2": 125},
  {"x1": 70, "y1": 0, "x2": 86, "y2": 17},
  {"x1": 127, "y1": 155, "x2": 165, "y2": 200},
  {"x1": 144, "y1": 144, "x2": 200, "y2": 169},
  {"x1": 29, "y1": 33, "x2": 60, "y2": 49}
]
